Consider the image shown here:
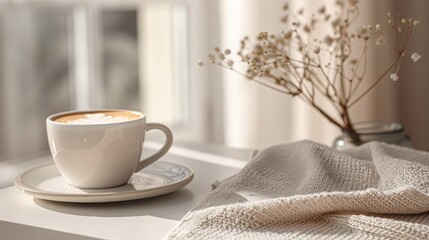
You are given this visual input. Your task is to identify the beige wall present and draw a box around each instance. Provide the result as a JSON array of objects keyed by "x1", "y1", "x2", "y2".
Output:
[{"x1": 394, "y1": 0, "x2": 429, "y2": 150}]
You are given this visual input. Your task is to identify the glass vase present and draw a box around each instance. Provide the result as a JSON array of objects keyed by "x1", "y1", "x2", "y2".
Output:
[{"x1": 333, "y1": 122, "x2": 412, "y2": 150}]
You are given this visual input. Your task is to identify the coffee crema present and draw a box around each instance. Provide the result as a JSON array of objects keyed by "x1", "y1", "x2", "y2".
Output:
[{"x1": 54, "y1": 111, "x2": 141, "y2": 124}]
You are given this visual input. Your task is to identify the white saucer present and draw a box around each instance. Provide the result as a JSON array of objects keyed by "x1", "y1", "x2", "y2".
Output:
[{"x1": 15, "y1": 161, "x2": 194, "y2": 203}]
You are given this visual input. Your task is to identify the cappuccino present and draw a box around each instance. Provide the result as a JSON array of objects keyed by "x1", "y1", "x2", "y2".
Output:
[
  {"x1": 47, "y1": 109, "x2": 173, "y2": 188},
  {"x1": 54, "y1": 111, "x2": 141, "y2": 124}
]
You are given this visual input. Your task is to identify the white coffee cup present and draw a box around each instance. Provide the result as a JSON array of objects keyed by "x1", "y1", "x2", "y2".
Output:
[{"x1": 46, "y1": 109, "x2": 173, "y2": 189}]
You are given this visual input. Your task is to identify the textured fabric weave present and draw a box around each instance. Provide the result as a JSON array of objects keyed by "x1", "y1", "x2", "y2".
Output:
[{"x1": 166, "y1": 140, "x2": 429, "y2": 239}]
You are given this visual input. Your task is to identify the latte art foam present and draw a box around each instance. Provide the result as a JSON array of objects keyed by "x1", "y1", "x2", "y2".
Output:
[
  {"x1": 54, "y1": 111, "x2": 141, "y2": 124},
  {"x1": 68, "y1": 113, "x2": 130, "y2": 124}
]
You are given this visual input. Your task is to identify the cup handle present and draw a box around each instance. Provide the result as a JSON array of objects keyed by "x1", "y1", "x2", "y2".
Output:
[{"x1": 135, "y1": 123, "x2": 173, "y2": 172}]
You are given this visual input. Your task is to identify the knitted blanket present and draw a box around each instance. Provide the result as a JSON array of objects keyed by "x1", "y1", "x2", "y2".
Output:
[{"x1": 166, "y1": 140, "x2": 429, "y2": 239}]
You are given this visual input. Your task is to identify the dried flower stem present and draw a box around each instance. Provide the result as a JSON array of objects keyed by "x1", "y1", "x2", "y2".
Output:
[
  {"x1": 348, "y1": 53, "x2": 402, "y2": 107},
  {"x1": 200, "y1": 0, "x2": 420, "y2": 138}
]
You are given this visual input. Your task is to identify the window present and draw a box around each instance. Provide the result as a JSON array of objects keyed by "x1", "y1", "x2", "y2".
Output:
[{"x1": 0, "y1": 2, "x2": 190, "y2": 163}]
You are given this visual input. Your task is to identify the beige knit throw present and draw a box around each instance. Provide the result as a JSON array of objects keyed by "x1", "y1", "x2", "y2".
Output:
[{"x1": 166, "y1": 140, "x2": 429, "y2": 239}]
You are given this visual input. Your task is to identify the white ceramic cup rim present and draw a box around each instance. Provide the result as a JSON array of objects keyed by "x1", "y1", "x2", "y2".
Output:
[{"x1": 47, "y1": 109, "x2": 145, "y2": 126}]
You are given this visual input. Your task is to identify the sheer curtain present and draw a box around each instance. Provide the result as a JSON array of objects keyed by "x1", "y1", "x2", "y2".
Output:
[{"x1": 212, "y1": 0, "x2": 429, "y2": 150}]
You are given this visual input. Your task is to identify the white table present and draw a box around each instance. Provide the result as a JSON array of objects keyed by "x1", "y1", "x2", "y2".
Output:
[{"x1": 0, "y1": 141, "x2": 251, "y2": 240}]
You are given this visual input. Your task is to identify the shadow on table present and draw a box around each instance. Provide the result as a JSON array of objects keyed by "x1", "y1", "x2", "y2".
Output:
[
  {"x1": 33, "y1": 189, "x2": 195, "y2": 221},
  {"x1": 0, "y1": 220, "x2": 101, "y2": 240}
]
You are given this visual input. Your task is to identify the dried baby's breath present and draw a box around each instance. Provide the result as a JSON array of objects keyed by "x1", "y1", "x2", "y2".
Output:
[{"x1": 200, "y1": 0, "x2": 420, "y2": 136}]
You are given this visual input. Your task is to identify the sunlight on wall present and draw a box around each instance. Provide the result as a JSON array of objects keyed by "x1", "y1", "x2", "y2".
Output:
[{"x1": 139, "y1": 3, "x2": 189, "y2": 126}]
